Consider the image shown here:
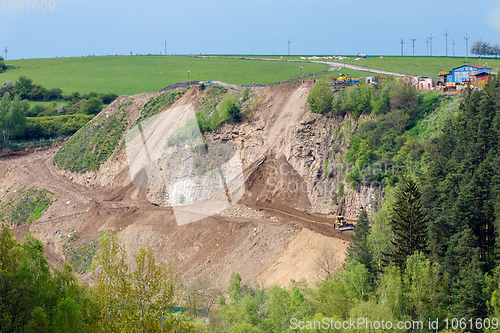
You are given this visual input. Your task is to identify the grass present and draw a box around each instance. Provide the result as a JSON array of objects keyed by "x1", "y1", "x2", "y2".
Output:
[
  {"x1": 0, "y1": 55, "x2": 326, "y2": 96},
  {"x1": 206, "y1": 54, "x2": 500, "y2": 78},
  {"x1": 0, "y1": 186, "x2": 56, "y2": 225},
  {"x1": 53, "y1": 99, "x2": 130, "y2": 173},
  {"x1": 134, "y1": 88, "x2": 187, "y2": 126},
  {"x1": 409, "y1": 93, "x2": 462, "y2": 139},
  {"x1": 62, "y1": 233, "x2": 99, "y2": 273},
  {"x1": 318, "y1": 56, "x2": 500, "y2": 78}
]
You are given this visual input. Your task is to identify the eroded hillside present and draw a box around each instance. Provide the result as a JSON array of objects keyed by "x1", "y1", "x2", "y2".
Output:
[{"x1": 0, "y1": 81, "x2": 377, "y2": 288}]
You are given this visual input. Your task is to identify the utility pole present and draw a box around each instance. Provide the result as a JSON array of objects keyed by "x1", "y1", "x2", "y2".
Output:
[
  {"x1": 400, "y1": 39, "x2": 405, "y2": 56},
  {"x1": 429, "y1": 33, "x2": 434, "y2": 56},
  {"x1": 411, "y1": 38, "x2": 417, "y2": 56},
  {"x1": 452, "y1": 40, "x2": 456, "y2": 57},
  {"x1": 444, "y1": 29, "x2": 449, "y2": 57},
  {"x1": 425, "y1": 38, "x2": 429, "y2": 56},
  {"x1": 4, "y1": 46, "x2": 7, "y2": 60},
  {"x1": 288, "y1": 39, "x2": 290, "y2": 56},
  {"x1": 464, "y1": 33, "x2": 470, "y2": 62}
]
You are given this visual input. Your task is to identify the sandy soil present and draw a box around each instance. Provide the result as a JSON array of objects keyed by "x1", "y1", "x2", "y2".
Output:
[{"x1": 0, "y1": 82, "x2": 353, "y2": 288}]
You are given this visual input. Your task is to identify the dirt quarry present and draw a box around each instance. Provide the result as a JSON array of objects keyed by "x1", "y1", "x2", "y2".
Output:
[{"x1": 0, "y1": 81, "x2": 366, "y2": 289}]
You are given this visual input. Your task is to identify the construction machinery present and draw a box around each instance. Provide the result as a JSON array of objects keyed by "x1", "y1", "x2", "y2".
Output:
[{"x1": 334, "y1": 215, "x2": 354, "y2": 231}]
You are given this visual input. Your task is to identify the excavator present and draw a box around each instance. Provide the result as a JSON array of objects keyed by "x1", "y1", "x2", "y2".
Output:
[{"x1": 334, "y1": 215, "x2": 354, "y2": 231}]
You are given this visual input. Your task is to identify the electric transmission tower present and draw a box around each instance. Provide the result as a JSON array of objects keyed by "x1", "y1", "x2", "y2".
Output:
[
  {"x1": 444, "y1": 29, "x2": 449, "y2": 57},
  {"x1": 429, "y1": 33, "x2": 434, "y2": 56},
  {"x1": 288, "y1": 39, "x2": 290, "y2": 56},
  {"x1": 411, "y1": 38, "x2": 417, "y2": 56},
  {"x1": 452, "y1": 40, "x2": 456, "y2": 57},
  {"x1": 400, "y1": 39, "x2": 405, "y2": 56},
  {"x1": 464, "y1": 33, "x2": 469, "y2": 62},
  {"x1": 4, "y1": 46, "x2": 7, "y2": 60}
]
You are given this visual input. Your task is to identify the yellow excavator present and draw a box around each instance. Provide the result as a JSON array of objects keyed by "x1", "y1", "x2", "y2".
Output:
[{"x1": 334, "y1": 215, "x2": 354, "y2": 231}]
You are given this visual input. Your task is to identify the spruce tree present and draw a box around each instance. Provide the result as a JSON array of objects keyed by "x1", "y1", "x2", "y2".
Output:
[
  {"x1": 385, "y1": 178, "x2": 427, "y2": 268},
  {"x1": 346, "y1": 209, "x2": 374, "y2": 274}
]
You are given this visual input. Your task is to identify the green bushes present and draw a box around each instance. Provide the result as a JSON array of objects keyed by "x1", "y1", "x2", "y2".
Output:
[
  {"x1": 134, "y1": 88, "x2": 187, "y2": 125},
  {"x1": 80, "y1": 97, "x2": 103, "y2": 115},
  {"x1": 307, "y1": 79, "x2": 333, "y2": 114},
  {"x1": 197, "y1": 91, "x2": 242, "y2": 133},
  {"x1": 23, "y1": 114, "x2": 93, "y2": 139},
  {"x1": 332, "y1": 82, "x2": 372, "y2": 118}
]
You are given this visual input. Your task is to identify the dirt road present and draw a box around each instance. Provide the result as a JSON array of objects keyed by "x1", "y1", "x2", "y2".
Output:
[{"x1": 0, "y1": 148, "x2": 350, "y2": 287}]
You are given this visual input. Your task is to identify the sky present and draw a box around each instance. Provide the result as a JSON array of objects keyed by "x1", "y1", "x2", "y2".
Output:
[{"x1": 1, "y1": 0, "x2": 500, "y2": 60}]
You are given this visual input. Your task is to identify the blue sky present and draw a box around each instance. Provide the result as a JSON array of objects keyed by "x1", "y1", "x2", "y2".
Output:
[{"x1": 1, "y1": 0, "x2": 500, "y2": 59}]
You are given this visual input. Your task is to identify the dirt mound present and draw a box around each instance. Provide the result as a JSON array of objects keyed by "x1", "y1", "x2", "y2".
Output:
[{"x1": 241, "y1": 153, "x2": 310, "y2": 211}]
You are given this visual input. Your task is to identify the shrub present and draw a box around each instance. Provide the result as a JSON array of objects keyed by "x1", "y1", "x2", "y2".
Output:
[
  {"x1": 43, "y1": 88, "x2": 63, "y2": 101},
  {"x1": 307, "y1": 79, "x2": 333, "y2": 114},
  {"x1": 15, "y1": 76, "x2": 33, "y2": 99},
  {"x1": 0, "y1": 81, "x2": 16, "y2": 97},
  {"x1": 27, "y1": 84, "x2": 47, "y2": 101},
  {"x1": 81, "y1": 97, "x2": 103, "y2": 115},
  {"x1": 99, "y1": 93, "x2": 118, "y2": 104}
]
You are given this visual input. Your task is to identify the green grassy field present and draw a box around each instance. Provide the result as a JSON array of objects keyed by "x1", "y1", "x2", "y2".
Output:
[
  {"x1": 330, "y1": 56, "x2": 500, "y2": 78},
  {"x1": 208, "y1": 54, "x2": 500, "y2": 78},
  {"x1": 0, "y1": 55, "x2": 325, "y2": 96}
]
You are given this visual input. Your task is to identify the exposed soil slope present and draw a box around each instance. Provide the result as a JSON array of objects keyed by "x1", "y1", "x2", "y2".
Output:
[{"x1": 1, "y1": 81, "x2": 360, "y2": 288}]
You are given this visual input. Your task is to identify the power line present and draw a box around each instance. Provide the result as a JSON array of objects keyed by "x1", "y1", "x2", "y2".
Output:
[
  {"x1": 464, "y1": 33, "x2": 470, "y2": 63},
  {"x1": 444, "y1": 29, "x2": 449, "y2": 57},
  {"x1": 411, "y1": 38, "x2": 417, "y2": 56},
  {"x1": 400, "y1": 38, "x2": 405, "y2": 56},
  {"x1": 429, "y1": 33, "x2": 434, "y2": 56}
]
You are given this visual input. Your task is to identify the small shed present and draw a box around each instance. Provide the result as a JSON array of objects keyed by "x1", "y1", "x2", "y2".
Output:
[
  {"x1": 447, "y1": 65, "x2": 492, "y2": 83},
  {"x1": 471, "y1": 72, "x2": 493, "y2": 87}
]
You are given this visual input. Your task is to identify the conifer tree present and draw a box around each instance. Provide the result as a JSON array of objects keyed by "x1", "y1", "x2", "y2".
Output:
[
  {"x1": 346, "y1": 209, "x2": 374, "y2": 274},
  {"x1": 385, "y1": 178, "x2": 427, "y2": 268}
]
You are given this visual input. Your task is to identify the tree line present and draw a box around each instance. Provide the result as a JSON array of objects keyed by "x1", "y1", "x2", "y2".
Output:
[
  {"x1": 0, "y1": 226, "x2": 195, "y2": 332},
  {"x1": 0, "y1": 76, "x2": 118, "y2": 145}
]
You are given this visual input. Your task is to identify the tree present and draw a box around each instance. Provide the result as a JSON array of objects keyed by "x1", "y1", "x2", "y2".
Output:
[
  {"x1": 0, "y1": 81, "x2": 15, "y2": 97},
  {"x1": 471, "y1": 40, "x2": 493, "y2": 57},
  {"x1": 390, "y1": 82, "x2": 419, "y2": 118},
  {"x1": 315, "y1": 243, "x2": 339, "y2": 281},
  {"x1": 6, "y1": 95, "x2": 28, "y2": 140},
  {"x1": 445, "y1": 229, "x2": 487, "y2": 319},
  {"x1": 307, "y1": 79, "x2": 333, "y2": 114},
  {"x1": 91, "y1": 232, "x2": 192, "y2": 332},
  {"x1": 491, "y1": 44, "x2": 500, "y2": 58},
  {"x1": 385, "y1": 178, "x2": 427, "y2": 268},
  {"x1": 0, "y1": 56, "x2": 6, "y2": 73},
  {"x1": 81, "y1": 97, "x2": 103, "y2": 115},
  {"x1": 25, "y1": 306, "x2": 49, "y2": 333},
  {"x1": 228, "y1": 272, "x2": 243, "y2": 304},
  {"x1": 346, "y1": 209, "x2": 374, "y2": 274},
  {"x1": 0, "y1": 224, "x2": 21, "y2": 272},
  {"x1": 15, "y1": 76, "x2": 33, "y2": 99}
]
